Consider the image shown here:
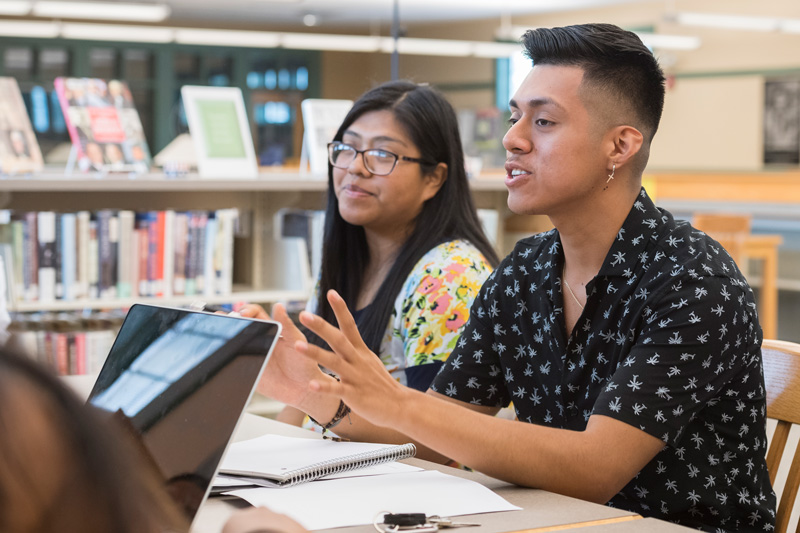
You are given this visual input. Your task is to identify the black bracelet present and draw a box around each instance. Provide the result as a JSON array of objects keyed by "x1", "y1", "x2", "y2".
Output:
[{"x1": 308, "y1": 376, "x2": 351, "y2": 432}]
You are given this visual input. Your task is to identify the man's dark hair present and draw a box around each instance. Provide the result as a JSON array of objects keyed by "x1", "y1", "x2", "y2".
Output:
[{"x1": 521, "y1": 23, "x2": 665, "y2": 143}]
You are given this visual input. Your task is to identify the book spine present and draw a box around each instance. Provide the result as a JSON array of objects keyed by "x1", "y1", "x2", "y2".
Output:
[
  {"x1": 11, "y1": 218, "x2": 24, "y2": 302},
  {"x1": 74, "y1": 330, "x2": 87, "y2": 375},
  {"x1": 146, "y1": 211, "x2": 159, "y2": 297},
  {"x1": 37, "y1": 211, "x2": 56, "y2": 302},
  {"x1": 55, "y1": 331, "x2": 68, "y2": 376},
  {"x1": 203, "y1": 215, "x2": 217, "y2": 297},
  {"x1": 216, "y1": 209, "x2": 236, "y2": 296},
  {"x1": 108, "y1": 212, "x2": 119, "y2": 298},
  {"x1": 173, "y1": 211, "x2": 188, "y2": 296},
  {"x1": 161, "y1": 210, "x2": 175, "y2": 298},
  {"x1": 154, "y1": 210, "x2": 165, "y2": 297},
  {"x1": 136, "y1": 222, "x2": 149, "y2": 297},
  {"x1": 60, "y1": 212, "x2": 77, "y2": 301},
  {"x1": 96, "y1": 210, "x2": 113, "y2": 299},
  {"x1": 194, "y1": 211, "x2": 208, "y2": 295},
  {"x1": 116, "y1": 210, "x2": 135, "y2": 298},
  {"x1": 76, "y1": 211, "x2": 91, "y2": 299},
  {"x1": 88, "y1": 218, "x2": 99, "y2": 299},
  {"x1": 54, "y1": 213, "x2": 63, "y2": 299},
  {"x1": 25, "y1": 212, "x2": 38, "y2": 301},
  {"x1": 67, "y1": 331, "x2": 77, "y2": 375}
]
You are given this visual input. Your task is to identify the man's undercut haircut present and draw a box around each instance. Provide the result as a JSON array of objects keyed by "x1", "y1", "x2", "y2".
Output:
[{"x1": 521, "y1": 23, "x2": 666, "y2": 143}]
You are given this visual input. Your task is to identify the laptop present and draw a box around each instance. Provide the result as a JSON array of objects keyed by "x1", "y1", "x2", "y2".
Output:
[{"x1": 86, "y1": 303, "x2": 281, "y2": 526}]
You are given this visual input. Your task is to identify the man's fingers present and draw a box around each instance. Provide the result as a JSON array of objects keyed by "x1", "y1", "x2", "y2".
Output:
[
  {"x1": 308, "y1": 376, "x2": 343, "y2": 396},
  {"x1": 238, "y1": 304, "x2": 270, "y2": 320},
  {"x1": 295, "y1": 340, "x2": 343, "y2": 374},
  {"x1": 298, "y1": 310, "x2": 358, "y2": 361},
  {"x1": 327, "y1": 290, "x2": 369, "y2": 351}
]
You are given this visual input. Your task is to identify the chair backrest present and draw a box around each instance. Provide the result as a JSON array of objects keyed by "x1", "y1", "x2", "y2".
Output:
[
  {"x1": 692, "y1": 213, "x2": 752, "y2": 265},
  {"x1": 762, "y1": 339, "x2": 800, "y2": 533}
]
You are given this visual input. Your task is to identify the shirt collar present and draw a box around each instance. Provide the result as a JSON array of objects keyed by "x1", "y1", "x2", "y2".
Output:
[{"x1": 595, "y1": 187, "x2": 667, "y2": 278}]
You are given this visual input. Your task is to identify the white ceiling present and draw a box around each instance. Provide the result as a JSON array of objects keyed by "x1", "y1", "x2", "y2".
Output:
[{"x1": 157, "y1": 0, "x2": 659, "y2": 28}]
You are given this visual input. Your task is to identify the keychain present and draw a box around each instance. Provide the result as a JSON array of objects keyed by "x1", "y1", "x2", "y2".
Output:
[{"x1": 373, "y1": 512, "x2": 480, "y2": 533}]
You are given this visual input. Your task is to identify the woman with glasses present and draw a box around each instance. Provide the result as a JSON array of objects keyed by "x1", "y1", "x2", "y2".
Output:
[{"x1": 243, "y1": 80, "x2": 499, "y2": 430}]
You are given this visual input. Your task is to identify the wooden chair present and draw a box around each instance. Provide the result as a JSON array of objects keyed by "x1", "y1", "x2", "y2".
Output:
[
  {"x1": 692, "y1": 213, "x2": 752, "y2": 265},
  {"x1": 763, "y1": 339, "x2": 800, "y2": 533}
]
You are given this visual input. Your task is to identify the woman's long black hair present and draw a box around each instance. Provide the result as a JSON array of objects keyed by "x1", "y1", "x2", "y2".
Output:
[{"x1": 313, "y1": 80, "x2": 500, "y2": 353}]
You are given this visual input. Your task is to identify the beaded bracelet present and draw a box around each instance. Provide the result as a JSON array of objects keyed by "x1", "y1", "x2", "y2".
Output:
[{"x1": 307, "y1": 376, "x2": 351, "y2": 434}]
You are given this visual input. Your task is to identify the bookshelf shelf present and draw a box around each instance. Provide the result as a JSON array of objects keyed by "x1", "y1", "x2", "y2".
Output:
[
  {"x1": 0, "y1": 170, "x2": 510, "y2": 192},
  {"x1": 9, "y1": 288, "x2": 309, "y2": 313}
]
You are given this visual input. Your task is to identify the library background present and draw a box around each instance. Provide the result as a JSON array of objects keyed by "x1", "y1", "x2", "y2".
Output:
[
  {"x1": 1, "y1": 0, "x2": 800, "y2": 531},
  {"x1": 0, "y1": 0, "x2": 799, "y2": 370},
  {"x1": 1, "y1": 0, "x2": 800, "y2": 433}
]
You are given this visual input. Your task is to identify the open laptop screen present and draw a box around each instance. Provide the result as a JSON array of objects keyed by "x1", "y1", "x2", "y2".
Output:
[{"x1": 87, "y1": 304, "x2": 280, "y2": 523}]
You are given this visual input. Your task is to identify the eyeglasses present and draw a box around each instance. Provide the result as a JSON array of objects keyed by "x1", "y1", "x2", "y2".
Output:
[{"x1": 327, "y1": 142, "x2": 429, "y2": 176}]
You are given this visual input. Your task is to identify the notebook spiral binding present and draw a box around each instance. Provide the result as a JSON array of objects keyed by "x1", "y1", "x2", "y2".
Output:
[{"x1": 282, "y1": 443, "x2": 417, "y2": 487}]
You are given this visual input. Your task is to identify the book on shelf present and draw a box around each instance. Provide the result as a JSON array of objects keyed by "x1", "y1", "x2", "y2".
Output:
[
  {"x1": 6, "y1": 311, "x2": 123, "y2": 375},
  {"x1": 216, "y1": 434, "x2": 417, "y2": 489},
  {"x1": 0, "y1": 208, "x2": 239, "y2": 306},
  {"x1": 0, "y1": 77, "x2": 44, "y2": 175},
  {"x1": 53, "y1": 77, "x2": 152, "y2": 173}
]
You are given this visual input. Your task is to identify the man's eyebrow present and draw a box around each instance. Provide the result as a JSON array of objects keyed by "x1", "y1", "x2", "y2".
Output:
[{"x1": 508, "y1": 97, "x2": 566, "y2": 112}]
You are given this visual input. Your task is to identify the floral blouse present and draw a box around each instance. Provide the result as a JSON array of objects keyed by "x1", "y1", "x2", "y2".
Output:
[{"x1": 379, "y1": 240, "x2": 493, "y2": 390}]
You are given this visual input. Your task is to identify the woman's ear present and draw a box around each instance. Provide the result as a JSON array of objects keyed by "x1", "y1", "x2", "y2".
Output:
[{"x1": 422, "y1": 162, "x2": 448, "y2": 201}]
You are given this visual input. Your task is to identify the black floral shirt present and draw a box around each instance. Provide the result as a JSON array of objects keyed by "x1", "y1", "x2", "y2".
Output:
[{"x1": 432, "y1": 189, "x2": 776, "y2": 532}]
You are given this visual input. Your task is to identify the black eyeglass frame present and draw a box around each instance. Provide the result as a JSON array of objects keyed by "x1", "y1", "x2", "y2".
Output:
[{"x1": 327, "y1": 142, "x2": 431, "y2": 176}]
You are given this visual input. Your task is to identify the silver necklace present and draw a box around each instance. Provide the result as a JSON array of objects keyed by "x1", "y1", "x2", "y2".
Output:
[{"x1": 562, "y1": 264, "x2": 585, "y2": 310}]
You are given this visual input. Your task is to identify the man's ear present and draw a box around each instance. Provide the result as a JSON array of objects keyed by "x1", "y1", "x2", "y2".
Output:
[
  {"x1": 422, "y1": 162, "x2": 448, "y2": 201},
  {"x1": 606, "y1": 125, "x2": 644, "y2": 169}
]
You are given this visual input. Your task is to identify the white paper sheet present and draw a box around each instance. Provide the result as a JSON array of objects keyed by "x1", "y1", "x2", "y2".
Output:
[{"x1": 228, "y1": 470, "x2": 521, "y2": 530}]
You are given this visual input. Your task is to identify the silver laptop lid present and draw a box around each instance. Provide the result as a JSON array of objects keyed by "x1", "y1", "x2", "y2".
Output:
[{"x1": 87, "y1": 303, "x2": 281, "y2": 525}]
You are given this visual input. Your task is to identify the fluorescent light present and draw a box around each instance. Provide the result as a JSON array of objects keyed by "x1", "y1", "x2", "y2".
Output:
[
  {"x1": 472, "y1": 41, "x2": 523, "y2": 58},
  {"x1": 384, "y1": 38, "x2": 474, "y2": 57},
  {"x1": 175, "y1": 28, "x2": 280, "y2": 48},
  {"x1": 675, "y1": 12, "x2": 779, "y2": 32},
  {"x1": 282, "y1": 33, "x2": 382, "y2": 52},
  {"x1": 61, "y1": 22, "x2": 173, "y2": 42},
  {"x1": 780, "y1": 19, "x2": 800, "y2": 34},
  {"x1": 33, "y1": 1, "x2": 170, "y2": 22},
  {"x1": 0, "y1": 1, "x2": 32, "y2": 15},
  {"x1": 635, "y1": 32, "x2": 701, "y2": 51},
  {"x1": 0, "y1": 20, "x2": 59, "y2": 37}
]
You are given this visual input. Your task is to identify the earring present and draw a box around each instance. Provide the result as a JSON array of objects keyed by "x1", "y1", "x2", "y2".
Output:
[{"x1": 606, "y1": 163, "x2": 615, "y2": 184}]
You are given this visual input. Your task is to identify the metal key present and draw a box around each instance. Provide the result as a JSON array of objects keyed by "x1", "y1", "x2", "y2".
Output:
[{"x1": 428, "y1": 516, "x2": 480, "y2": 528}]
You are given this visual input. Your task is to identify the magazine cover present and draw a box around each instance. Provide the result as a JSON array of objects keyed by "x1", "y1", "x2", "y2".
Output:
[
  {"x1": 54, "y1": 77, "x2": 151, "y2": 173},
  {"x1": 0, "y1": 77, "x2": 44, "y2": 174}
]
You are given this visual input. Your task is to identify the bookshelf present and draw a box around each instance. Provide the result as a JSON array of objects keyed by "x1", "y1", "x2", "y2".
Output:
[{"x1": 0, "y1": 169, "x2": 512, "y2": 314}]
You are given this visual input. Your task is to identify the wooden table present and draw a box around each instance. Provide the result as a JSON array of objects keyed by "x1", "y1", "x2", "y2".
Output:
[
  {"x1": 192, "y1": 414, "x2": 640, "y2": 533},
  {"x1": 542, "y1": 517, "x2": 696, "y2": 532}
]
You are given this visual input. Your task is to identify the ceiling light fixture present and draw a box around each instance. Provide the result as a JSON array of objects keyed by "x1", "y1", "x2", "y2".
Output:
[
  {"x1": 0, "y1": 19, "x2": 58, "y2": 37},
  {"x1": 496, "y1": 24, "x2": 701, "y2": 51},
  {"x1": 0, "y1": 19, "x2": 524, "y2": 58},
  {"x1": 61, "y1": 22, "x2": 173, "y2": 42},
  {"x1": 674, "y1": 12, "x2": 779, "y2": 32},
  {"x1": 175, "y1": 28, "x2": 280, "y2": 48},
  {"x1": 0, "y1": 1, "x2": 32, "y2": 16},
  {"x1": 636, "y1": 32, "x2": 701, "y2": 51},
  {"x1": 32, "y1": 1, "x2": 171, "y2": 22}
]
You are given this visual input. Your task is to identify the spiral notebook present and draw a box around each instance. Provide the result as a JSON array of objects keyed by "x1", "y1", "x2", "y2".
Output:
[{"x1": 216, "y1": 433, "x2": 418, "y2": 489}]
